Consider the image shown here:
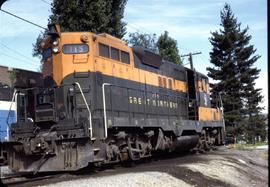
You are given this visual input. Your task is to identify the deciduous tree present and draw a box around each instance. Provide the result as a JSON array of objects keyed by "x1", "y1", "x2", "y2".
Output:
[
  {"x1": 157, "y1": 31, "x2": 182, "y2": 64},
  {"x1": 128, "y1": 32, "x2": 158, "y2": 52}
]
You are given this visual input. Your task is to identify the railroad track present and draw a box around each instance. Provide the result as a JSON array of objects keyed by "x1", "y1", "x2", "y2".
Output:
[
  {"x1": 1, "y1": 173, "x2": 60, "y2": 186},
  {"x1": 0, "y1": 151, "x2": 205, "y2": 186}
]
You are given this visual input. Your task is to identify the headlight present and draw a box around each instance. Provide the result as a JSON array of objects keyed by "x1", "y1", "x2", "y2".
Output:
[
  {"x1": 53, "y1": 39, "x2": 59, "y2": 46},
  {"x1": 52, "y1": 47, "x2": 59, "y2": 53},
  {"x1": 80, "y1": 34, "x2": 89, "y2": 43}
]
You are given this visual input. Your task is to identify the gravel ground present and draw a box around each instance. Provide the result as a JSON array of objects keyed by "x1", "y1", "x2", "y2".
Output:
[
  {"x1": 1, "y1": 146, "x2": 268, "y2": 187},
  {"x1": 41, "y1": 172, "x2": 192, "y2": 187}
]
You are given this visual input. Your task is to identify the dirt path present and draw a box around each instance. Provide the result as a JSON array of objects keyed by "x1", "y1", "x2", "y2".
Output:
[{"x1": 1, "y1": 146, "x2": 268, "y2": 187}]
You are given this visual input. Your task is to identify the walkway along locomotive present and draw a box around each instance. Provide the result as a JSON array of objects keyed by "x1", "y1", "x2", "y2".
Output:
[{"x1": 3, "y1": 24, "x2": 225, "y2": 173}]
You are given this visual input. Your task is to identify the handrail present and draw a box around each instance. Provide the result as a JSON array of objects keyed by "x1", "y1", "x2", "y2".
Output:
[
  {"x1": 6, "y1": 89, "x2": 18, "y2": 140},
  {"x1": 73, "y1": 82, "x2": 93, "y2": 138},
  {"x1": 102, "y1": 83, "x2": 111, "y2": 139}
]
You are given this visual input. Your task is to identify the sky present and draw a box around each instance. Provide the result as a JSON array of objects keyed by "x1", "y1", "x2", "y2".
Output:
[{"x1": 0, "y1": 0, "x2": 268, "y2": 113}]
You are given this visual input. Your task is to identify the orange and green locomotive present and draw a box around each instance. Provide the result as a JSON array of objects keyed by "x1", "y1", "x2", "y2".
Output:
[{"x1": 4, "y1": 24, "x2": 224, "y2": 173}]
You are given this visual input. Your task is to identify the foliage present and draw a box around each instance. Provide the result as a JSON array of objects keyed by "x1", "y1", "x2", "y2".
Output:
[
  {"x1": 8, "y1": 70, "x2": 16, "y2": 88},
  {"x1": 32, "y1": 32, "x2": 46, "y2": 59},
  {"x1": 207, "y1": 4, "x2": 242, "y2": 134},
  {"x1": 127, "y1": 32, "x2": 158, "y2": 52},
  {"x1": 49, "y1": 0, "x2": 127, "y2": 38},
  {"x1": 207, "y1": 3, "x2": 266, "y2": 143},
  {"x1": 245, "y1": 114, "x2": 267, "y2": 143},
  {"x1": 127, "y1": 31, "x2": 182, "y2": 64},
  {"x1": 157, "y1": 31, "x2": 182, "y2": 64},
  {"x1": 235, "y1": 141, "x2": 268, "y2": 150}
]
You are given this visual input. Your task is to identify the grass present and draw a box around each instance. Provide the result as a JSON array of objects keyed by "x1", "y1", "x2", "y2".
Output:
[{"x1": 234, "y1": 142, "x2": 268, "y2": 150}]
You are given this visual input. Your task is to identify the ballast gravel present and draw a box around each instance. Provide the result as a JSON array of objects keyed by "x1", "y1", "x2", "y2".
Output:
[{"x1": 40, "y1": 172, "x2": 192, "y2": 187}]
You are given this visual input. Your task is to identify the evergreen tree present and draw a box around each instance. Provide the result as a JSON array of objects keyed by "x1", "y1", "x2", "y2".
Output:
[
  {"x1": 235, "y1": 25, "x2": 266, "y2": 143},
  {"x1": 128, "y1": 32, "x2": 158, "y2": 52},
  {"x1": 157, "y1": 31, "x2": 182, "y2": 64},
  {"x1": 207, "y1": 3, "x2": 243, "y2": 137},
  {"x1": 108, "y1": 0, "x2": 127, "y2": 38},
  {"x1": 49, "y1": 0, "x2": 127, "y2": 37},
  {"x1": 207, "y1": 3, "x2": 265, "y2": 142}
]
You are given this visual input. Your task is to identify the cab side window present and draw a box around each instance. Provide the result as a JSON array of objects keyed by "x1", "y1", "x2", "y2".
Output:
[
  {"x1": 99, "y1": 43, "x2": 110, "y2": 58},
  {"x1": 111, "y1": 47, "x2": 120, "y2": 61},
  {"x1": 98, "y1": 43, "x2": 130, "y2": 64},
  {"x1": 121, "y1": 51, "x2": 130, "y2": 64}
]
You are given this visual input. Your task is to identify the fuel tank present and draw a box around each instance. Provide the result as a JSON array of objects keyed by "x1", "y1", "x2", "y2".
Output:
[{"x1": 173, "y1": 135, "x2": 199, "y2": 152}]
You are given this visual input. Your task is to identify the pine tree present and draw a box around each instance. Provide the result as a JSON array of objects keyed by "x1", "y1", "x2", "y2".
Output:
[
  {"x1": 207, "y1": 3, "x2": 265, "y2": 142},
  {"x1": 241, "y1": 72, "x2": 266, "y2": 143},
  {"x1": 108, "y1": 0, "x2": 127, "y2": 38},
  {"x1": 235, "y1": 26, "x2": 266, "y2": 143},
  {"x1": 207, "y1": 3, "x2": 243, "y2": 138},
  {"x1": 49, "y1": 0, "x2": 127, "y2": 37},
  {"x1": 157, "y1": 31, "x2": 182, "y2": 64}
]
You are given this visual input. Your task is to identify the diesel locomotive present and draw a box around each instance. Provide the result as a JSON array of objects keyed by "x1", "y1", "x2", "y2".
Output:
[{"x1": 3, "y1": 24, "x2": 225, "y2": 173}]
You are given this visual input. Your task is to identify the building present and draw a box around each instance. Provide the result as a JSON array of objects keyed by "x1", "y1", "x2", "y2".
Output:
[
  {"x1": 0, "y1": 65, "x2": 13, "y2": 87},
  {"x1": 0, "y1": 65, "x2": 43, "y2": 88}
]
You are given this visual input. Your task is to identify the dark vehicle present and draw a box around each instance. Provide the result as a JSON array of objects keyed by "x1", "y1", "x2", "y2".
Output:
[
  {"x1": 0, "y1": 87, "x2": 14, "y2": 166},
  {"x1": 3, "y1": 24, "x2": 225, "y2": 173}
]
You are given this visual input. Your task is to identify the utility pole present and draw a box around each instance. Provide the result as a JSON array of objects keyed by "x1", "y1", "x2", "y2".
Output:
[{"x1": 181, "y1": 52, "x2": 202, "y2": 70}]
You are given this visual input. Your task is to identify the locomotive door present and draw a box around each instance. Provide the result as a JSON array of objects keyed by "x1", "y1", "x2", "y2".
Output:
[{"x1": 186, "y1": 69, "x2": 198, "y2": 120}]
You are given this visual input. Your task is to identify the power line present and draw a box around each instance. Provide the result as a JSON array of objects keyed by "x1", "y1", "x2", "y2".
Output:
[
  {"x1": 181, "y1": 52, "x2": 202, "y2": 70},
  {"x1": 126, "y1": 22, "x2": 155, "y2": 35},
  {"x1": 0, "y1": 52, "x2": 39, "y2": 66},
  {"x1": 126, "y1": 24, "x2": 140, "y2": 32},
  {"x1": 123, "y1": 18, "x2": 159, "y2": 35},
  {"x1": 0, "y1": 9, "x2": 46, "y2": 30},
  {"x1": 0, "y1": 42, "x2": 38, "y2": 63},
  {"x1": 40, "y1": 0, "x2": 51, "y2": 6},
  {"x1": 198, "y1": 55, "x2": 208, "y2": 65},
  {"x1": 178, "y1": 46, "x2": 194, "y2": 53},
  {"x1": 201, "y1": 55, "x2": 210, "y2": 63}
]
